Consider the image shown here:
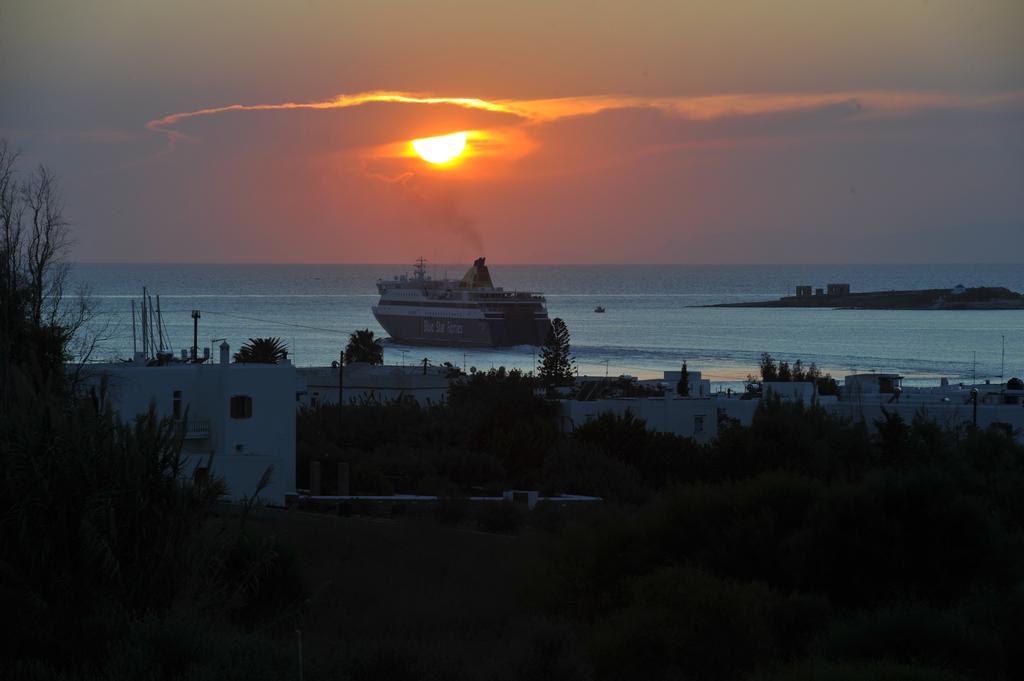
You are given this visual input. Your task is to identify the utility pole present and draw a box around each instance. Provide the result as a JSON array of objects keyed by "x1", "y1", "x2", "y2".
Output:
[
  {"x1": 191, "y1": 310, "x2": 201, "y2": 362},
  {"x1": 338, "y1": 350, "x2": 344, "y2": 411},
  {"x1": 1001, "y1": 335, "x2": 1005, "y2": 382}
]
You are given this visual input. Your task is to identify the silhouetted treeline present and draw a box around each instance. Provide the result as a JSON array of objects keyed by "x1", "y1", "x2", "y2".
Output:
[{"x1": 295, "y1": 370, "x2": 1024, "y2": 680}]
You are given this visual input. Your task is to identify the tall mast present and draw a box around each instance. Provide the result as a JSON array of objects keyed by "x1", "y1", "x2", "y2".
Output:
[
  {"x1": 131, "y1": 299, "x2": 137, "y2": 355},
  {"x1": 147, "y1": 293, "x2": 156, "y2": 356},
  {"x1": 141, "y1": 287, "x2": 148, "y2": 359},
  {"x1": 156, "y1": 294, "x2": 165, "y2": 352}
]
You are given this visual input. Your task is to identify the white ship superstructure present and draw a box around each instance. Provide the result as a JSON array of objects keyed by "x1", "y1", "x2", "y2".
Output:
[{"x1": 372, "y1": 258, "x2": 551, "y2": 347}]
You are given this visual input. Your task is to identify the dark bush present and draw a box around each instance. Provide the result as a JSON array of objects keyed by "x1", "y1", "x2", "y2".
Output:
[
  {"x1": 436, "y1": 496, "x2": 471, "y2": 525},
  {"x1": 814, "y1": 603, "x2": 1002, "y2": 677},
  {"x1": 350, "y1": 466, "x2": 393, "y2": 495},
  {"x1": 792, "y1": 468, "x2": 1013, "y2": 607},
  {"x1": 770, "y1": 660, "x2": 965, "y2": 681},
  {"x1": 528, "y1": 501, "x2": 566, "y2": 533},
  {"x1": 542, "y1": 441, "x2": 650, "y2": 504},
  {"x1": 476, "y1": 501, "x2": 526, "y2": 534},
  {"x1": 588, "y1": 566, "x2": 817, "y2": 681}
]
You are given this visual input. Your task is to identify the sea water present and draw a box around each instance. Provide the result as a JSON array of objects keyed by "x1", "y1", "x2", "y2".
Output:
[{"x1": 71, "y1": 263, "x2": 1024, "y2": 388}]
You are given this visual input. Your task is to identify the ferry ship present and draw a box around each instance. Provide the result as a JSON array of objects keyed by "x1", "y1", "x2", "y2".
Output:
[{"x1": 372, "y1": 258, "x2": 551, "y2": 347}]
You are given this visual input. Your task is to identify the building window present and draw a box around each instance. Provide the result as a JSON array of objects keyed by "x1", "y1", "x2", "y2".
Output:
[
  {"x1": 172, "y1": 390, "x2": 182, "y2": 420},
  {"x1": 230, "y1": 395, "x2": 253, "y2": 419},
  {"x1": 694, "y1": 415, "x2": 705, "y2": 434}
]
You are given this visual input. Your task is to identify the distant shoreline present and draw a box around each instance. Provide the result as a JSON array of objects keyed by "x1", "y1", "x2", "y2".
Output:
[{"x1": 704, "y1": 286, "x2": 1024, "y2": 310}]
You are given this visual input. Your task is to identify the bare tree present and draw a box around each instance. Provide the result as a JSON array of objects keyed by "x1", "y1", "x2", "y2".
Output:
[
  {"x1": 24, "y1": 163, "x2": 70, "y2": 328},
  {"x1": 0, "y1": 139, "x2": 99, "y2": 408}
]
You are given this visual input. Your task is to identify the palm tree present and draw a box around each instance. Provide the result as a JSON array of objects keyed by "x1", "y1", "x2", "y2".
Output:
[
  {"x1": 233, "y1": 337, "x2": 288, "y2": 363},
  {"x1": 344, "y1": 329, "x2": 384, "y2": 365}
]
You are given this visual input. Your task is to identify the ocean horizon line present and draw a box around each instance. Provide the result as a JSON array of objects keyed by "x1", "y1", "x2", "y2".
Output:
[{"x1": 72, "y1": 260, "x2": 1024, "y2": 268}]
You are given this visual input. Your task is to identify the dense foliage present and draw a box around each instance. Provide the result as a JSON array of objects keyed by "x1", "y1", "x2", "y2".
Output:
[
  {"x1": 526, "y1": 404, "x2": 1024, "y2": 680},
  {"x1": 298, "y1": 367, "x2": 557, "y2": 493},
  {"x1": 758, "y1": 352, "x2": 840, "y2": 396},
  {"x1": 297, "y1": 384, "x2": 1024, "y2": 680}
]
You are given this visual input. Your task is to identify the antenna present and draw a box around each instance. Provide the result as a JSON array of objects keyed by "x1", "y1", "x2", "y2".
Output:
[{"x1": 191, "y1": 310, "x2": 201, "y2": 362}]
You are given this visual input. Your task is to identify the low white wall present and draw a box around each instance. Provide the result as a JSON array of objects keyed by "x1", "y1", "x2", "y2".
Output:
[
  {"x1": 299, "y1": 364, "x2": 450, "y2": 407},
  {"x1": 562, "y1": 397, "x2": 719, "y2": 444}
]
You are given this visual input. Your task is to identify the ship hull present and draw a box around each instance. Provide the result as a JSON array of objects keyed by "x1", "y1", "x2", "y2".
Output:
[{"x1": 373, "y1": 310, "x2": 551, "y2": 347}]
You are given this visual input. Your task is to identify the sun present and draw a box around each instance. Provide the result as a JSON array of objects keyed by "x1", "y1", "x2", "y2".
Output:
[{"x1": 411, "y1": 131, "x2": 467, "y2": 165}]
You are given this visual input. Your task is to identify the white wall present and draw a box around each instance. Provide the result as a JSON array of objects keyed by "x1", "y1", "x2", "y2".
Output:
[
  {"x1": 87, "y1": 360, "x2": 297, "y2": 505},
  {"x1": 299, "y1": 364, "x2": 450, "y2": 408},
  {"x1": 763, "y1": 381, "x2": 816, "y2": 403},
  {"x1": 562, "y1": 397, "x2": 720, "y2": 444}
]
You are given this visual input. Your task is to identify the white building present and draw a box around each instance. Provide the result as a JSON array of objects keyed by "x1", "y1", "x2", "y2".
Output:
[
  {"x1": 561, "y1": 396, "x2": 725, "y2": 444},
  {"x1": 561, "y1": 369, "x2": 1024, "y2": 444},
  {"x1": 298, "y1": 363, "x2": 451, "y2": 408},
  {"x1": 830, "y1": 374, "x2": 1024, "y2": 438},
  {"x1": 662, "y1": 369, "x2": 712, "y2": 397},
  {"x1": 762, "y1": 381, "x2": 818, "y2": 403},
  {"x1": 83, "y1": 343, "x2": 297, "y2": 506}
]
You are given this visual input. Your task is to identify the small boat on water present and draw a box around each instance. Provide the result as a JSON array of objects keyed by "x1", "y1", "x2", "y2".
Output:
[{"x1": 594, "y1": 305, "x2": 606, "y2": 313}]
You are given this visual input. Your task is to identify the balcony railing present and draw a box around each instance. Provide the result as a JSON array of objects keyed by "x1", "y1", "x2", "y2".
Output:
[{"x1": 175, "y1": 419, "x2": 211, "y2": 439}]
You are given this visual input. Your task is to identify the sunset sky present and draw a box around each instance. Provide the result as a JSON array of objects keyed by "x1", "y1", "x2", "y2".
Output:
[{"x1": 2, "y1": 1, "x2": 1022, "y2": 264}]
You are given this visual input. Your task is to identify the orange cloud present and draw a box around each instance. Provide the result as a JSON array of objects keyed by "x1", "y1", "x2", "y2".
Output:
[
  {"x1": 148, "y1": 89, "x2": 1024, "y2": 152},
  {"x1": 146, "y1": 91, "x2": 524, "y2": 145}
]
